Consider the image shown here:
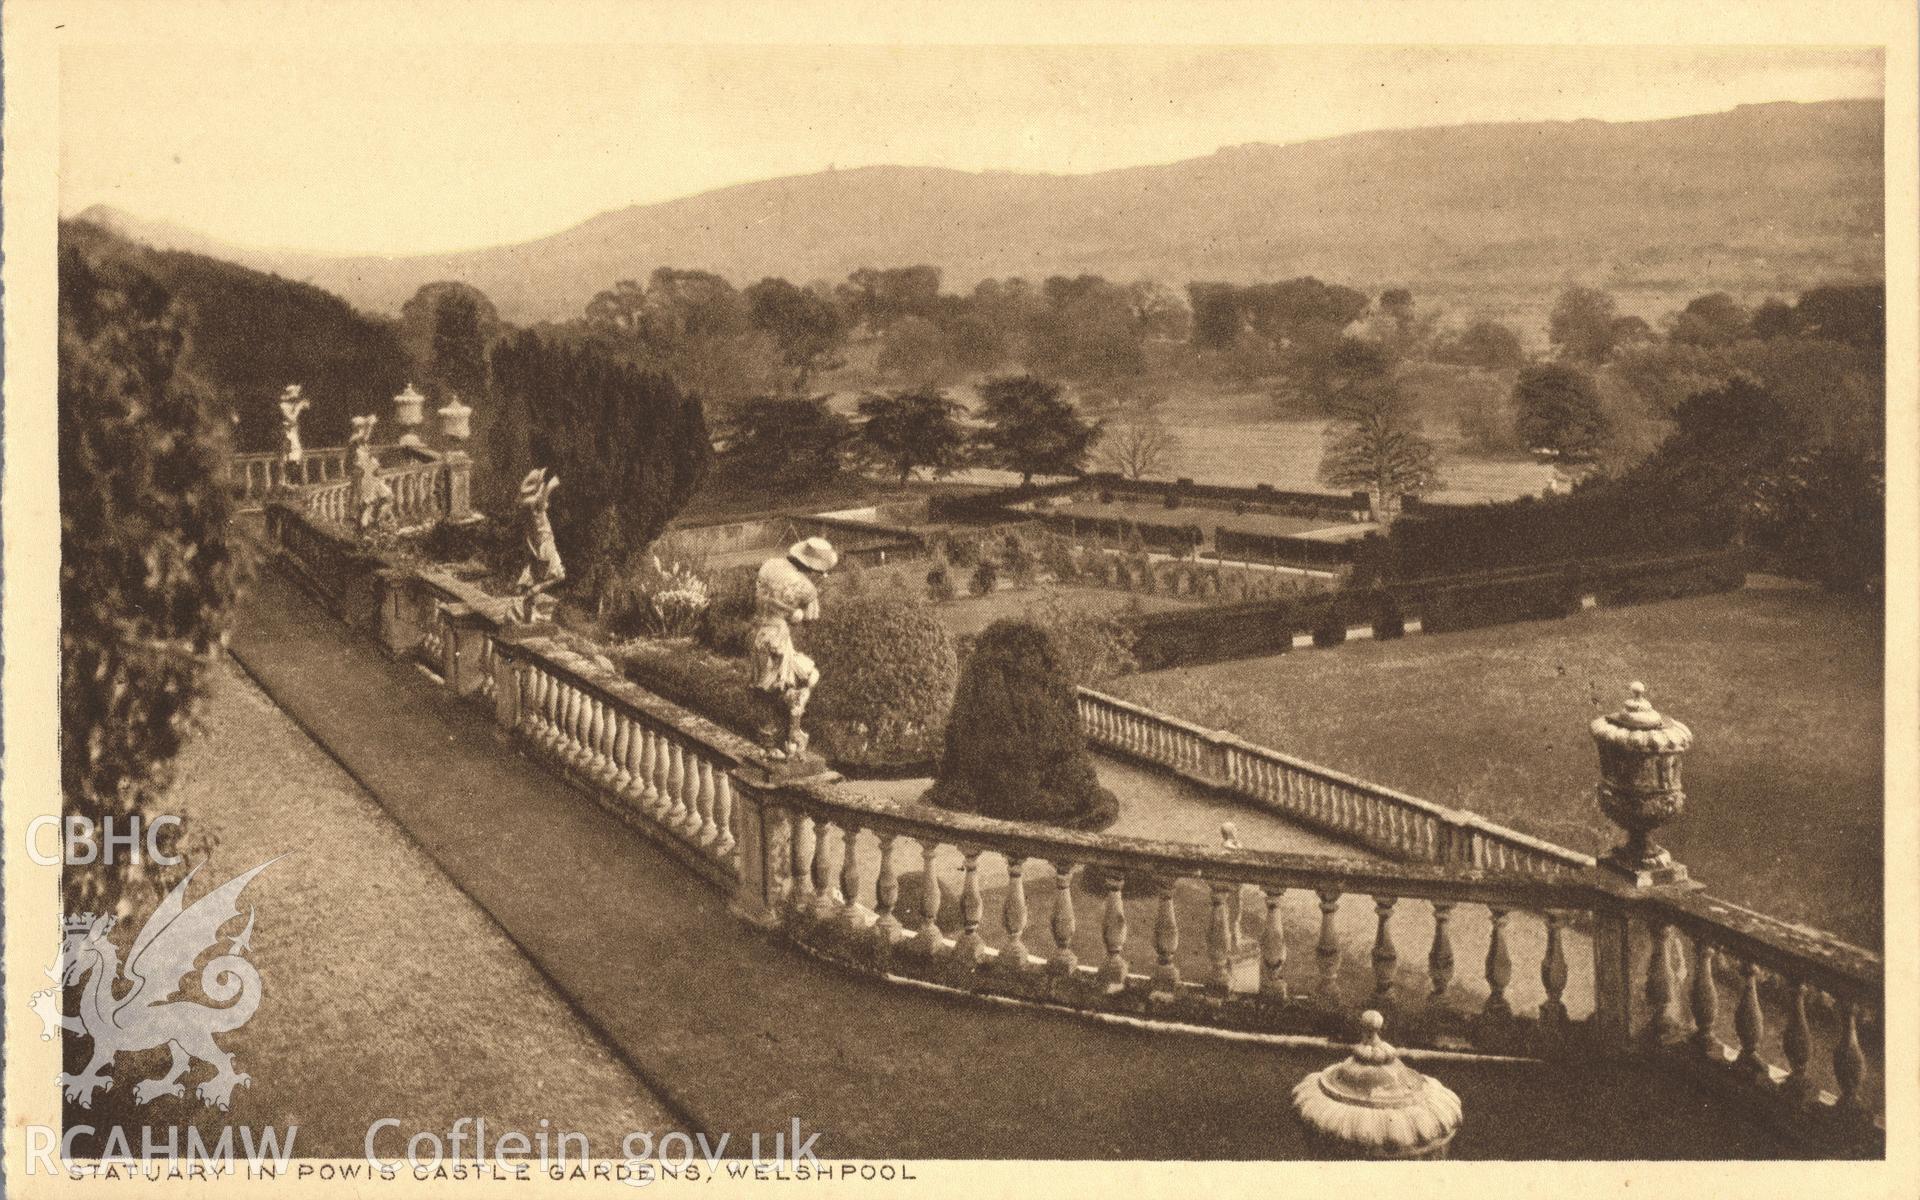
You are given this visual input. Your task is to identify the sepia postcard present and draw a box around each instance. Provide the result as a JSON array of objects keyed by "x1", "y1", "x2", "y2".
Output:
[{"x1": 3, "y1": 1, "x2": 1916, "y2": 1196}]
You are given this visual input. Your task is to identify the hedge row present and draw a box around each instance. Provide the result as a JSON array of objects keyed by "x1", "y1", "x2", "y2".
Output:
[
  {"x1": 1214, "y1": 527, "x2": 1359, "y2": 569},
  {"x1": 1386, "y1": 485, "x2": 1735, "y2": 579},
  {"x1": 1028, "y1": 510, "x2": 1204, "y2": 555},
  {"x1": 1128, "y1": 549, "x2": 1744, "y2": 670}
]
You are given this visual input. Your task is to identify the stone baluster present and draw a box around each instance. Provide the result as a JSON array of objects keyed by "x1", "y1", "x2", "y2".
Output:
[
  {"x1": 872, "y1": 834, "x2": 901, "y2": 955},
  {"x1": 620, "y1": 721, "x2": 648, "y2": 808},
  {"x1": 787, "y1": 813, "x2": 814, "y2": 917},
  {"x1": 1207, "y1": 883, "x2": 1234, "y2": 995},
  {"x1": 610, "y1": 712, "x2": 633, "y2": 796},
  {"x1": 713, "y1": 772, "x2": 736, "y2": 857},
  {"x1": 1370, "y1": 896, "x2": 1398, "y2": 1008},
  {"x1": 1315, "y1": 890, "x2": 1342, "y2": 1000},
  {"x1": 809, "y1": 817, "x2": 838, "y2": 920},
  {"x1": 664, "y1": 742, "x2": 688, "y2": 830},
  {"x1": 1540, "y1": 911, "x2": 1570, "y2": 1026},
  {"x1": 1781, "y1": 982, "x2": 1815, "y2": 1107},
  {"x1": 598, "y1": 701, "x2": 621, "y2": 788},
  {"x1": 1049, "y1": 863, "x2": 1078, "y2": 974},
  {"x1": 585, "y1": 696, "x2": 608, "y2": 781},
  {"x1": 642, "y1": 727, "x2": 668, "y2": 817},
  {"x1": 914, "y1": 841, "x2": 943, "y2": 955},
  {"x1": 1001, "y1": 858, "x2": 1032, "y2": 974},
  {"x1": 1645, "y1": 921, "x2": 1680, "y2": 1045},
  {"x1": 1150, "y1": 879, "x2": 1181, "y2": 994},
  {"x1": 1260, "y1": 886, "x2": 1288, "y2": 999},
  {"x1": 694, "y1": 758, "x2": 720, "y2": 844},
  {"x1": 1689, "y1": 938, "x2": 1720, "y2": 1056},
  {"x1": 1834, "y1": 1002, "x2": 1867, "y2": 1113},
  {"x1": 1428, "y1": 903, "x2": 1456, "y2": 998},
  {"x1": 837, "y1": 824, "x2": 864, "y2": 931},
  {"x1": 1098, "y1": 873, "x2": 1130, "y2": 991},
  {"x1": 1733, "y1": 960, "x2": 1768, "y2": 1079},
  {"x1": 953, "y1": 849, "x2": 986, "y2": 971},
  {"x1": 1483, "y1": 907, "x2": 1513, "y2": 1018}
]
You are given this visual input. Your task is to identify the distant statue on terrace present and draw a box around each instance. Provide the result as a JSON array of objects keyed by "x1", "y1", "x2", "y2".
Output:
[
  {"x1": 750, "y1": 536, "x2": 838, "y2": 760},
  {"x1": 348, "y1": 414, "x2": 393, "y2": 531},
  {"x1": 277, "y1": 384, "x2": 310, "y2": 465},
  {"x1": 510, "y1": 468, "x2": 565, "y2": 624}
]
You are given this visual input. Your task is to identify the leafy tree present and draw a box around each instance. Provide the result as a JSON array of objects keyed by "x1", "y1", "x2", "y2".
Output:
[
  {"x1": 876, "y1": 315, "x2": 962, "y2": 390},
  {"x1": 1186, "y1": 281, "x2": 1242, "y2": 349},
  {"x1": 1548, "y1": 285, "x2": 1622, "y2": 365},
  {"x1": 400, "y1": 281, "x2": 502, "y2": 384},
  {"x1": 856, "y1": 390, "x2": 968, "y2": 483},
  {"x1": 1514, "y1": 362, "x2": 1608, "y2": 461},
  {"x1": 837, "y1": 265, "x2": 942, "y2": 333},
  {"x1": 1668, "y1": 292, "x2": 1752, "y2": 347},
  {"x1": 1750, "y1": 296, "x2": 1798, "y2": 340},
  {"x1": 59, "y1": 239, "x2": 239, "y2": 915},
  {"x1": 1794, "y1": 283, "x2": 1884, "y2": 354},
  {"x1": 721, "y1": 396, "x2": 856, "y2": 490},
  {"x1": 429, "y1": 286, "x2": 490, "y2": 404},
  {"x1": 490, "y1": 332, "x2": 712, "y2": 608},
  {"x1": 584, "y1": 267, "x2": 775, "y2": 407},
  {"x1": 1432, "y1": 319, "x2": 1525, "y2": 370},
  {"x1": 1318, "y1": 377, "x2": 1442, "y2": 520},
  {"x1": 1027, "y1": 276, "x2": 1147, "y2": 381},
  {"x1": 1126, "y1": 280, "x2": 1191, "y2": 342},
  {"x1": 975, "y1": 374, "x2": 1103, "y2": 485},
  {"x1": 744, "y1": 276, "x2": 849, "y2": 392}
]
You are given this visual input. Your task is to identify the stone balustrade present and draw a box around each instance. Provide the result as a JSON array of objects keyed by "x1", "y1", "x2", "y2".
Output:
[
  {"x1": 231, "y1": 448, "x2": 351, "y2": 505},
  {"x1": 262, "y1": 499, "x2": 1884, "y2": 1157},
  {"x1": 1076, "y1": 689, "x2": 1595, "y2": 874}
]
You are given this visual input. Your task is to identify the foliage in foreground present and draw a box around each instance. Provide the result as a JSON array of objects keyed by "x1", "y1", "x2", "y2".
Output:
[{"x1": 59, "y1": 238, "x2": 239, "y2": 914}]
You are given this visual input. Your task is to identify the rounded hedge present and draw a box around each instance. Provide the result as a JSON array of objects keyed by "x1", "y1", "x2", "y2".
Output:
[
  {"x1": 923, "y1": 619, "x2": 1119, "y2": 831},
  {"x1": 804, "y1": 587, "x2": 960, "y2": 772}
]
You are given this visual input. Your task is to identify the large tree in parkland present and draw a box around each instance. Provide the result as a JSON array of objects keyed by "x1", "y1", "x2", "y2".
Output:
[
  {"x1": 974, "y1": 374, "x2": 1102, "y2": 486},
  {"x1": 59, "y1": 239, "x2": 240, "y2": 915},
  {"x1": 489, "y1": 331, "x2": 712, "y2": 609}
]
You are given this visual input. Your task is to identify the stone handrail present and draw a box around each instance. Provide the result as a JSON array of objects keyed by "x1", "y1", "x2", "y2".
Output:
[
  {"x1": 1076, "y1": 688, "x2": 1595, "y2": 874},
  {"x1": 261, "y1": 500, "x2": 1883, "y2": 1155}
]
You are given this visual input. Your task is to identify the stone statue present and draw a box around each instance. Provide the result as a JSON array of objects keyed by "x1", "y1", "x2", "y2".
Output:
[
  {"x1": 277, "y1": 384, "x2": 310, "y2": 466},
  {"x1": 749, "y1": 536, "x2": 838, "y2": 759},
  {"x1": 511, "y1": 468, "x2": 565, "y2": 623},
  {"x1": 348, "y1": 415, "x2": 393, "y2": 531}
]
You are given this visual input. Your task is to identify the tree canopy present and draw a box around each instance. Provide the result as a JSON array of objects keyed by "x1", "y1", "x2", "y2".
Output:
[
  {"x1": 1514, "y1": 362, "x2": 1608, "y2": 461},
  {"x1": 855, "y1": 390, "x2": 968, "y2": 483},
  {"x1": 974, "y1": 374, "x2": 1103, "y2": 485}
]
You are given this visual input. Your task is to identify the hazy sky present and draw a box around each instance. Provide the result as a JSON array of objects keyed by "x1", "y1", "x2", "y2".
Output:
[{"x1": 61, "y1": 43, "x2": 1882, "y2": 256}]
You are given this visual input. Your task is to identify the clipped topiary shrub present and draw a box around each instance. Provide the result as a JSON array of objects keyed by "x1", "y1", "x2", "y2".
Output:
[
  {"x1": 924, "y1": 620, "x2": 1119, "y2": 831},
  {"x1": 804, "y1": 586, "x2": 960, "y2": 774},
  {"x1": 970, "y1": 557, "x2": 1000, "y2": 596}
]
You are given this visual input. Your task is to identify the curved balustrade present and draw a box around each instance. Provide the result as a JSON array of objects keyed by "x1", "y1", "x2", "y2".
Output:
[
  {"x1": 1076, "y1": 688, "x2": 1594, "y2": 874},
  {"x1": 262, "y1": 500, "x2": 1884, "y2": 1156}
]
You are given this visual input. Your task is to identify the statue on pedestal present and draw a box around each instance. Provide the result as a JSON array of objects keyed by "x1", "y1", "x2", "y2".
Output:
[
  {"x1": 278, "y1": 384, "x2": 310, "y2": 466},
  {"x1": 348, "y1": 415, "x2": 393, "y2": 531},
  {"x1": 749, "y1": 537, "x2": 838, "y2": 759},
  {"x1": 511, "y1": 468, "x2": 565, "y2": 624}
]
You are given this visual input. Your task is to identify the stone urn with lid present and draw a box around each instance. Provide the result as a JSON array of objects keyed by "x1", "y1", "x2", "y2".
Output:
[
  {"x1": 1291, "y1": 1010, "x2": 1462, "y2": 1160},
  {"x1": 1591, "y1": 681, "x2": 1695, "y2": 886}
]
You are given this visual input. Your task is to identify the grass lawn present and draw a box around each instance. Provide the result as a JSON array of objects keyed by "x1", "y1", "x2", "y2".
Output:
[
  {"x1": 1112, "y1": 586, "x2": 1884, "y2": 949},
  {"x1": 61, "y1": 658, "x2": 676, "y2": 1157},
  {"x1": 936, "y1": 584, "x2": 1196, "y2": 637}
]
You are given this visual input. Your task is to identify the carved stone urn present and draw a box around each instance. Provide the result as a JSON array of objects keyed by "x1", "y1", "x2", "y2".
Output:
[
  {"x1": 393, "y1": 382, "x2": 427, "y2": 446},
  {"x1": 436, "y1": 394, "x2": 472, "y2": 442},
  {"x1": 1591, "y1": 681, "x2": 1694, "y2": 886}
]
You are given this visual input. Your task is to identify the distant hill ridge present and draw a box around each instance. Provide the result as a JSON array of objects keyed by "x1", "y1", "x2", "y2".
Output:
[{"x1": 80, "y1": 98, "x2": 1883, "y2": 326}]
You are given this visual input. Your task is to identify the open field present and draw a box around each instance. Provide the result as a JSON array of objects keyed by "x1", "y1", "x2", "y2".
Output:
[{"x1": 1111, "y1": 585, "x2": 1884, "y2": 948}]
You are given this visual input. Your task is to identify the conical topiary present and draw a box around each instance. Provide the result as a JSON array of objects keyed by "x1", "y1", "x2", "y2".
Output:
[{"x1": 923, "y1": 619, "x2": 1119, "y2": 831}]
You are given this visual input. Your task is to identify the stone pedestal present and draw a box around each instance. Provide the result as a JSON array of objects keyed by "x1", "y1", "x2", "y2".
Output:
[{"x1": 442, "y1": 450, "x2": 473, "y2": 519}]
